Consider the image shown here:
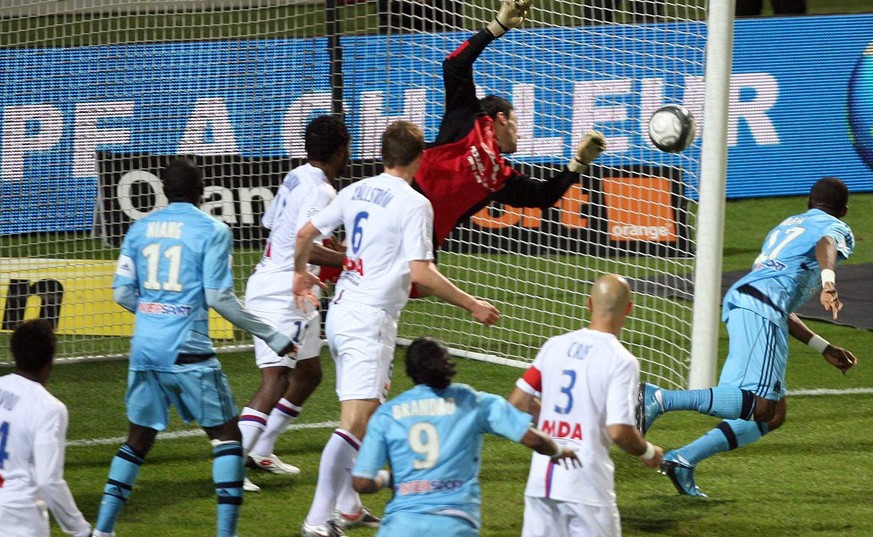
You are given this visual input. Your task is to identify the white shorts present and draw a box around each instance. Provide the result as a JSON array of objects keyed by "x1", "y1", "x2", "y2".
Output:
[
  {"x1": 0, "y1": 501, "x2": 50, "y2": 537},
  {"x1": 245, "y1": 271, "x2": 322, "y2": 368},
  {"x1": 522, "y1": 496, "x2": 620, "y2": 537},
  {"x1": 325, "y1": 300, "x2": 397, "y2": 402}
]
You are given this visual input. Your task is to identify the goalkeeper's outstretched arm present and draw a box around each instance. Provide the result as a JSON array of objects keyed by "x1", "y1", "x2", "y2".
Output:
[
  {"x1": 491, "y1": 131, "x2": 607, "y2": 209},
  {"x1": 438, "y1": 0, "x2": 533, "y2": 140},
  {"x1": 486, "y1": 0, "x2": 533, "y2": 38}
]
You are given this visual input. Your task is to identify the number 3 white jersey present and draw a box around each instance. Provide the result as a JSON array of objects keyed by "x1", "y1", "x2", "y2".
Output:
[
  {"x1": 310, "y1": 172, "x2": 434, "y2": 318},
  {"x1": 0, "y1": 374, "x2": 90, "y2": 536},
  {"x1": 516, "y1": 328, "x2": 640, "y2": 506},
  {"x1": 254, "y1": 163, "x2": 337, "y2": 276}
]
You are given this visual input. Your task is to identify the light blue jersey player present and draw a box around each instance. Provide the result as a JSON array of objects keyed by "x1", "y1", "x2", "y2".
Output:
[
  {"x1": 637, "y1": 177, "x2": 858, "y2": 497},
  {"x1": 351, "y1": 337, "x2": 578, "y2": 536},
  {"x1": 92, "y1": 158, "x2": 294, "y2": 537}
]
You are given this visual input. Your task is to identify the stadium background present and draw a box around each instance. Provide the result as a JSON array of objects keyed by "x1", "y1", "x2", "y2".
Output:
[{"x1": 0, "y1": 1, "x2": 871, "y2": 535}]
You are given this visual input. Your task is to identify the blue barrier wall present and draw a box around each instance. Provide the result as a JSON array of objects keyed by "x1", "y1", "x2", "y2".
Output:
[{"x1": 1, "y1": 14, "x2": 871, "y2": 234}]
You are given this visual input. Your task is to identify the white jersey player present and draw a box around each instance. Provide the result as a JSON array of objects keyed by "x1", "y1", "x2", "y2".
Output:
[
  {"x1": 0, "y1": 320, "x2": 91, "y2": 537},
  {"x1": 239, "y1": 116, "x2": 348, "y2": 488},
  {"x1": 246, "y1": 163, "x2": 336, "y2": 366},
  {"x1": 509, "y1": 275, "x2": 663, "y2": 537},
  {"x1": 293, "y1": 121, "x2": 500, "y2": 537}
]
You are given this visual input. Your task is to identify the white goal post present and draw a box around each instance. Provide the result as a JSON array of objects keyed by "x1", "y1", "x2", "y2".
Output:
[{"x1": 0, "y1": 0, "x2": 730, "y2": 390}]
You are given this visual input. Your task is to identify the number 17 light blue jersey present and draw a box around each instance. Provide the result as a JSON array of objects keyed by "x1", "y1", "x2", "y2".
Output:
[
  {"x1": 353, "y1": 383, "x2": 532, "y2": 528},
  {"x1": 113, "y1": 202, "x2": 235, "y2": 371},
  {"x1": 724, "y1": 208, "x2": 854, "y2": 323}
]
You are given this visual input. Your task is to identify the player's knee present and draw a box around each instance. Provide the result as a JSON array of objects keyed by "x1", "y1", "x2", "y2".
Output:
[
  {"x1": 767, "y1": 400, "x2": 787, "y2": 430},
  {"x1": 261, "y1": 367, "x2": 292, "y2": 393},
  {"x1": 293, "y1": 358, "x2": 323, "y2": 391},
  {"x1": 752, "y1": 398, "x2": 776, "y2": 422},
  {"x1": 767, "y1": 412, "x2": 786, "y2": 431},
  {"x1": 303, "y1": 365, "x2": 323, "y2": 390},
  {"x1": 205, "y1": 420, "x2": 243, "y2": 443},
  {"x1": 126, "y1": 426, "x2": 157, "y2": 456}
]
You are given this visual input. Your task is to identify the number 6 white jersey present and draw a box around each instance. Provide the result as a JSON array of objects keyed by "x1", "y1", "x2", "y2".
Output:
[
  {"x1": 515, "y1": 328, "x2": 640, "y2": 506},
  {"x1": 310, "y1": 172, "x2": 434, "y2": 318}
]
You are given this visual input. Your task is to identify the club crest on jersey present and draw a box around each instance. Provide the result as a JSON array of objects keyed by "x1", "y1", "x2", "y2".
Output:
[
  {"x1": 0, "y1": 389, "x2": 21, "y2": 411},
  {"x1": 541, "y1": 419, "x2": 583, "y2": 440}
]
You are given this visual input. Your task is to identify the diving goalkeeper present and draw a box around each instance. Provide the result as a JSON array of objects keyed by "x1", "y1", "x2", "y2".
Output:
[{"x1": 413, "y1": 0, "x2": 607, "y2": 249}]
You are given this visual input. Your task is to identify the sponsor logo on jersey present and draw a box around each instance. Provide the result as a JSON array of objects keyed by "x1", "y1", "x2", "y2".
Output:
[
  {"x1": 541, "y1": 419, "x2": 584, "y2": 440},
  {"x1": 397, "y1": 478, "x2": 465, "y2": 495},
  {"x1": 754, "y1": 259, "x2": 788, "y2": 271},
  {"x1": 138, "y1": 302, "x2": 194, "y2": 317},
  {"x1": 467, "y1": 143, "x2": 501, "y2": 193}
]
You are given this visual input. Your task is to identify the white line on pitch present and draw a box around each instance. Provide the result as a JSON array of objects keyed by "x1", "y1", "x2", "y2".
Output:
[
  {"x1": 67, "y1": 420, "x2": 340, "y2": 448},
  {"x1": 788, "y1": 387, "x2": 873, "y2": 396},
  {"x1": 67, "y1": 387, "x2": 873, "y2": 447}
]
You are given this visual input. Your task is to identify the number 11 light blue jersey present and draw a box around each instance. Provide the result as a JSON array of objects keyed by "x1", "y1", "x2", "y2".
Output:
[
  {"x1": 353, "y1": 383, "x2": 532, "y2": 528},
  {"x1": 113, "y1": 202, "x2": 235, "y2": 371},
  {"x1": 724, "y1": 208, "x2": 854, "y2": 324}
]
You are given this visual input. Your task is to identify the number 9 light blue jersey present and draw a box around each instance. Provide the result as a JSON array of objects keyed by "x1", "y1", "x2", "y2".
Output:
[
  {"x1": 113, "y1": 203, "x2": 235, "y2": 371},
  {"x1": 353, "y1": 383, "x2": 532, "y2": 528},
  {"x1": 724, "y1": 208, "x2": 854, "y2": 323}
]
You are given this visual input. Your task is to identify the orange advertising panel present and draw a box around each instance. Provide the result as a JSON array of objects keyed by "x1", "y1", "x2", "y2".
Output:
[
  {"x1": 602, "y1": 175, "x2": 676, "y2": 243},
  {"x1": 471, "y1": 184, "x2": 593, "y2": 231},
  {"x1": 459, "y1": 165, "x2": 689, "y2": 257}
]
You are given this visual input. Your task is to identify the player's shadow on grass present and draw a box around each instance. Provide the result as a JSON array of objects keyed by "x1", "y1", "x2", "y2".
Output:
[
  {"x1": 74, "y1": 476, "x2": 219, "y2": 524},
  {"x1": 622, "y1": 495, "x2": 735, "y2": 534}
]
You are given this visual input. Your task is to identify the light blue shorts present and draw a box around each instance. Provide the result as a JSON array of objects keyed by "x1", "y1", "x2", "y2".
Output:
[
  {"x1": 719, "y1": 307, "x2": 788, "y2": 401},
  {"x1": 377, "y1": 512, "x2": 478, "y2": 537},
  {"x1": 126, "y1": 358, "x2": 238, "y2": 430}
]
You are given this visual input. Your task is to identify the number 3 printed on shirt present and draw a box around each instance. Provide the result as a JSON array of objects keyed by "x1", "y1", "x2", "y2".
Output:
[{"x1": 554, "y1": 369, "x2": 576, "y2": 415}]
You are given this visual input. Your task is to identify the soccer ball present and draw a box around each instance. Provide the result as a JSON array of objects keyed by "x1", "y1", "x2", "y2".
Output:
[{"x1": 648, "y1": 104, "x2": 696, "y2": 153}]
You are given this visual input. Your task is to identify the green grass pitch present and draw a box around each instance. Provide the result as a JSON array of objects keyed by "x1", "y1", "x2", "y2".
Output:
[
  {"x1": 23, "y1": 191, "x2": 873, "y2": 537},
  {"x1": 3, "y1": 2, "x2": 872, "y2": 534}
]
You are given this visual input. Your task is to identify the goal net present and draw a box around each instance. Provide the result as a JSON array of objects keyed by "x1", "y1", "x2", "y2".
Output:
[{"x1": 0, "y1": 0, "x2": 708, "y2": 389}]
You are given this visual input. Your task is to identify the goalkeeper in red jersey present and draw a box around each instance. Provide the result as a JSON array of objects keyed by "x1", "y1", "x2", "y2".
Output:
[{"x1": 413, "y1": 0, "x2": 607, "y2": 250}]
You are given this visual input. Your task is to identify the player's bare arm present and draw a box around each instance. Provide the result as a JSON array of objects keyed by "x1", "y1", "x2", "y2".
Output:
[
  {"x1": 519, "y1": 427, "x2": 579, "y2": 467},
  {"x1": 508, "y1": 385, "x2": 542, "y2": 423},
  {"x1": 308, "y1": 242, "x2": 346, "y2": 267},
  {"x1": 293, "y1": 221, "x2": 328, "y2": 309},
  {"x1": 351, "y1": 470, "x2": 392, "y2": 495},
  {"x1": 815, "y1": 236, "x2": 841, "y2": 318},
  {"x1": 787, "y1": 313, "x2": 857, "y2": 374},
  {"x1": 608, "y1": 423, "x2": 664, "y2": 468},
  {"x1": 823, "y1": 345, "x2": 858, "y2": 375},
  {"x1": 489, "y1": 131, "x2": 607, "y2": 210},
  {"x1": 409, "y1": 259, "x2": 500, "y2": 325}
]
